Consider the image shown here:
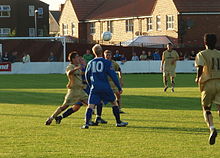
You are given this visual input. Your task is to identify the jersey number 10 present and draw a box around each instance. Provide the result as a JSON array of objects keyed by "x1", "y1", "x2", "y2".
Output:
[{"x1": 92, "y1": 61, "x2": 104, "y2": 73}]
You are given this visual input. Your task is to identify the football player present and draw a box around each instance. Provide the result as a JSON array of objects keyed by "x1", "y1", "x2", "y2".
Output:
[
  {"x1": 82, "y1": 44, "x2": 128, "y2": 129},
  {"x1": 161, "y1": 43, "x2": 179, "y2": 92},
  {"x1": 195, "y1": 33, "x2": 220, "y2": 145}
]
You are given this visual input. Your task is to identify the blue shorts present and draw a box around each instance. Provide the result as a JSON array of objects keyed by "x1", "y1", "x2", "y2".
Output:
[{"x1": 88, "y1": 90, "x2": 116, "y2": 105}]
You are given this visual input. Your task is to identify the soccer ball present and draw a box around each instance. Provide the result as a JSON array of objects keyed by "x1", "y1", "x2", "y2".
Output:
[{"x1": 102, "y1": 31, "x2": 112, "y2": 41}]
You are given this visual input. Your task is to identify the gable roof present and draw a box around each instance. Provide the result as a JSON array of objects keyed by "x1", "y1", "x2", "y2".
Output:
[
  {"x1": 70, "y1": 0, "x2": 106, "y2": 21},
  {"x1": 70, "y1": 0, "x2": 156, "y2": 21},
  {"x1": 173, "y1": 0, "x2": 220, "y2": 13},
  {"x1": 86, "y1": 0, "x2": 156, "y2": 20},
  {"x1": 50, "y1": 11, "x2": 61, "y2": 23}
]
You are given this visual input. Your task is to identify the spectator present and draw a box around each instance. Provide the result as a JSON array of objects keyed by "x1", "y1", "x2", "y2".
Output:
[
  {"x1": 22, "y1": 53, "x2": 30, "y2": 63},
  {"x1": 48, "y1": 52, "x2": 57, "y2": 62},
  {"x1": 120, "y1": 54, "x2": 127, "y2": 64},
  {"x1": 140, "y1": 50, "x2": 147, "y2": 60},
  {"x1": 189, "y1": 50, "x2": 196, "y2": 60},
  {"x1": 146, "y1": 51, "x2": 153, "y2": 60},
  {"x1": 179, "y1": 52, "x2": 185, "y2": 61},
  {"x1": 131, "y1": 52, "x2": 139, "y2": 61},
  {"x1": 83, "y1": 49, "x2": 94, "y2": 63},
  {"x1": 0, "y1": 53, "x2": 2, "y2": 62},
  {"x1": 153, "y1": 49, "x2": 161, "y2": 60},
  {"x1": 10, "y1": 51, "x2": 18, "y2": 63},
  {"x1": 113, "y1": 50, "x2": 122, "y2": 61},
  {"x1": 2, "y1": 52, "x2": 10, "y2": 62}
]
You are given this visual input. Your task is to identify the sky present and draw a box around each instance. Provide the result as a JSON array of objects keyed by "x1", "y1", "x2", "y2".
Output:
[{"x1": 40, "y1": 0, "x2": 66, "y2": 10}]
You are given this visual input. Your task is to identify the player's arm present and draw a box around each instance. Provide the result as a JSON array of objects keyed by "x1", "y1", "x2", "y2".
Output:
[
  {"x1": 118, "y1": 67, "x2": 123, "y2": 87},
  {"x1": 107, "y1": 62, "x2": 122, "y2": 93},
  {"x1": 195, "y1": 53, "x2": 204, "y2": 84},
  {"x1": 85, "y1": 62, "x2": 92, "y2": 87},
  {"x1": 160, "y1": 52, "x2": 165, "y2": 72}
]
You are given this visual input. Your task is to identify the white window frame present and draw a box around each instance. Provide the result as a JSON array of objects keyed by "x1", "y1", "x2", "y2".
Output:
[
  {"x1": 38, "y1": 8, "x2": 43, "y2": 18},
  {"x1": 166, "y1": 15, "x2": 174, "y2": 30},
  {"x1": 28, "y1": 5, "x2": 35, "y2": 16},
  {"x1": 0, "y1": 28, "x2": 11, "y2": 36},
  {"x1": 72, "y1": 23, "x2": 75, "y2": 36},
  {"x1": 147, "y1": 17, "x2": 153, "y2": 31},
  {"x1": 156, "y1": 15, "x2": 161, "y2": 30},
  {"x1": 28, "y1": 28, "x2": 35, "y2": 37},
  {"x1": 38, "y1": 29, "x2": 44, "y2": 36},
  {"x1": 125, "y1": 19, "x2": 134, "y2": 32},
  {"x1": 63, "y1": 24, "x2": 68, "y2": 35},
  {"x1": 90, "y1": 22, "x2": 95, "y2": 34},
  {"x1": 0, "y1": 5, "x2": 11, "y2": 17},
  {"x1": 107, "y1": 21, "x2": 113, "y2": 33}
]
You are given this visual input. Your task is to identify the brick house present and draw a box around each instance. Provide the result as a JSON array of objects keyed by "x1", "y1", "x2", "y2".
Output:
[
  {"x1": 0, "y1": 0, "x2": 49, "y2": 37},
  {"x1": 59, "y1": 0, "x2": 220, "y2": 47}
]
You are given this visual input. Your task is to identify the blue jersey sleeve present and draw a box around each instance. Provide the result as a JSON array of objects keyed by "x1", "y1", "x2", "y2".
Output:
[
  {"x1": 106, "y1": 61, "x2": 122, "y2": 91},
  {"x1": 85, "y1": 62, "x2": 92, "y2": 87}
]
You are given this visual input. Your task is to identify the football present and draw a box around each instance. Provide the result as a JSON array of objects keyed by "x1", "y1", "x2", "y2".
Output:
[{"x1": 102, "y1": 31, "x2": 112, "y2": 41}]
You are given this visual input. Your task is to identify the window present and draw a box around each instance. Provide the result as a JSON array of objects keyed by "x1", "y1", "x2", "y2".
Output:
[
  {"x1": 0, "y1": 28, "x2": 10, "y2": 36},
  {"x1": 63, "y1": 24, "x2": 68, "y2": 35},
  {"x1": 166, "y1": 15, "x2": 174, "y2": 30},
  {"x1": 38, "y1": 29, "x2": 44, "y2": 36},
  {"x1": 0, "y1": 5, "x2": 11, "y2": 17},
  {"x1": 156, "y1": 15, "x2": 161, "y2": 30},
  {"x1": 125, "y1": 20, "x2": 134, "y2": 32},
  {"x1": 29, "y1": 28, "x2": 35, "y2": 36},
  {"x1": 107, "y1": 21, "x2": 113, "y2": 33},
  {"x1": 72, "y1": 23, "x2": 75, "y2": 36},
  {"x1": 147, "y1": 17, "x2": 153, "y2": 31},
  {"x1": 29, "y1": 5, "x2": 35, "y2": 16},
  {"x1": 38, "y1": 8, "x2": 43, "y2": 18},
  {"x1": 90, "y1": 22, "x2": 95, "y2": 34}
]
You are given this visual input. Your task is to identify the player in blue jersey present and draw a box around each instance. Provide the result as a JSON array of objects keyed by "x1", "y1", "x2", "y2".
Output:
[{"x1": 82, "y1": 44, "x2": 128, "y2": 129}]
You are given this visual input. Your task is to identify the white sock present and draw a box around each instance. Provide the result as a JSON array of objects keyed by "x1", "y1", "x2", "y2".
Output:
[{"x1": 210, "y1": 126, "x2": 215, "y2": 131}]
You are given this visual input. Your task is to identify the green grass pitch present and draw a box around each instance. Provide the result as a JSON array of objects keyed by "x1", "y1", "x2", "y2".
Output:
[{"x1": 1, "y1": 74, "x2": 220, "y2": 158}]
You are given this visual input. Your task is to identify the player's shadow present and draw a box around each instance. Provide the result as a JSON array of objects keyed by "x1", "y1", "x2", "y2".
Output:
[
  {"x1": 126, "y1": 125, "x2": 208, "y2": 135},
  {"x1": 121, "y1": 95, "x2": 200, "y2": 110},
  {"x1": 0, "y1": 90, "x2": 64, "y2": 105}
]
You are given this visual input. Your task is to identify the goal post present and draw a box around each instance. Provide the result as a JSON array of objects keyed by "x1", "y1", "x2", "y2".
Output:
[{"x1": 0, "y1": 36, "x2": 67, "y2": 74}]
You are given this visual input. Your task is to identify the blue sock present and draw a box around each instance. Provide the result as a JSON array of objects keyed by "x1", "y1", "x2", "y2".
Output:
[
  {"x1": 96, "y1": 103, "x2": 103, "y2": 117},
  {"x1": 62, "y1": 108, "x2": 75, "y2": 118},
  {"x1": 85, "y1": 108, "x2": 93, "y2": 125},
  {"x1": 112, "y1": 106, "x2": 121, "y2": 123}
]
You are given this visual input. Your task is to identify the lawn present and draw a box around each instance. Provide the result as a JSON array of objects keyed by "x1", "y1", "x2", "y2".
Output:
[{"x1": 0, "y1": 74, "x2": 220, "y2": 158}]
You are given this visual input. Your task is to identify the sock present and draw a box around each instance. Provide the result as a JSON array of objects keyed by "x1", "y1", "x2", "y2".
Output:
[
  {"x1": 85, "y1": 108, "x2": 93, "y2": 125},
  {"x1": 62, "y1": 108, "x2": 75, "y2": 118},
  {"x1": 112, "y1": 106, "x2": 121, "y2": 124},
  {"x1": 117, "y1": 100, "x2": 120, "y2": 107},
  {"x1": 210, "y1": 126, "x2": 215, "y2": 131},
  {"x1": 96, "y1": 103, "x2": 103, "y2": 117},
  {"x1": 171, "y1": 81, "x2": 175, "y2": 88}
]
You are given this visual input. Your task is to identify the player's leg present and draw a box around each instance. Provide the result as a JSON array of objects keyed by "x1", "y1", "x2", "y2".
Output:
[
  {"x1": 115, "y1": 91, "x2": 124, "y2": 113},
  {"x1": 95, "y1": 102, "x2": 108, "y2": 124},
  {"x1": 163, "y1": 72, "x2": 168, "y2": 92},
  {"x1": 45, "y1": 89, "x2": 74, "y2": 125},
  {"x1": 171, "y1": 76, "x2": 175, "y2": 92},
  {"x1": 82, "y1": 104, "x2": 95, "y2": 129},
  {"x1": 45, "y1": 104, "x2": 69, "y2": 125},
  {"x1": 217, "y1": 105, "x2": 220, "y2": 117},
  {"x1": 201, "y1": 81, "x2": 217, "y2": 145},
  {"x1": 110, "y1": 100, "x2": 128, "y2": 127},
  {"x1": 55, "y1": 102, "x2": 84, "y2": 124}
]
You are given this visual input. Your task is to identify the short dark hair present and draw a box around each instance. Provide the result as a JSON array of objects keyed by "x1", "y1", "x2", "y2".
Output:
[
  {"x1": 204, "y1": 33, "x2": 217, "y2": 49},
  {"x1": 104, "y1": 50, "x2": 112, "y2": 55},
  {"x1": 68, "y1": 51, "x2": 78, "y2": 61}
]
